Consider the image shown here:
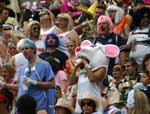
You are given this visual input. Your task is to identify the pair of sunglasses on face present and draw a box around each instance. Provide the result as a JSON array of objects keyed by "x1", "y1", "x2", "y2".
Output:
[{"x1": 81, "y1": 100, "x2": 95, "y2": 107}]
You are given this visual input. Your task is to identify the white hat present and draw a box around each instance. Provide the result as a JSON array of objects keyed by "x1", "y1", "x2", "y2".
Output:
[
  {"x1": 78, "y1": 92, "x2": 99, "y2": 110},
  {"x1": 54, "y1": 98, "x2": 74, "y2": 114}
]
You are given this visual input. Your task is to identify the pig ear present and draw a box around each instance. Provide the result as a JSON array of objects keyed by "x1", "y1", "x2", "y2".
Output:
[
  {"x1": 80, "y1": 40, "x2": 92, "y2": 47},
  {"x1": 104, "y1": 44, "x2": 120, "y2": 58}
]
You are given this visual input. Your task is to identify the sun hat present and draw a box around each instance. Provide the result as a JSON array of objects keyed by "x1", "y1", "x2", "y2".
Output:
[
  {"x1": 54, "y1": 98, "x2": 74, "y2": 114},
  {"x1": 78, "y1": 92, "x2": 99, "y2": 110}
]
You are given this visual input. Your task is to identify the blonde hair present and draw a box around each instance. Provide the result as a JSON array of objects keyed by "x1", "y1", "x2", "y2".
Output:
[
  {"x1": 39, "y1": 8, "x2": 55, "y2": 26},
  {"x1": 128, "y1": 90, "x2": 149, "y2": 114},
  {"x1": 25, "y1": 20, "x2": 40, "y2": 39},
  {"x1": 57, "y1": 13, "x2": 74, "y2": 31}
]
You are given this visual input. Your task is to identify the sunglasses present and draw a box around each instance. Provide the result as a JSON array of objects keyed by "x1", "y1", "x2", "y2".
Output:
[
  {"x1": 32, "y1": 27, "x2": 40, "y2": 30},
  {"x1": 81, "y1": 101, "x2": 95, "y2": 107}
]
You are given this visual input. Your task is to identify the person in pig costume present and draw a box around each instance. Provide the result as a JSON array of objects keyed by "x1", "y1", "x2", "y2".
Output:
[{"x1": 69, "y1": 40, "x2": 120, "y2": 114}]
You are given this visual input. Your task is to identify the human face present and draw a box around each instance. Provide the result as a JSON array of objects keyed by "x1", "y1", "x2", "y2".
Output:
[
  {"x1": 22, "y1": 47, "x2": 35, "y2": 60},
  {"x1": 56, "y1": 17, "x2": 68, "y2": 29},
  {"x1": 140, "y1": 13, "x2": 150, "y2": 28},
  {"x1": 119, "y1": 51, "x2": 129, "y2": 64},
  {"x1": 108, "y1": 10, "x2": 116, "y2": 21},
  {"x1": 0, "y1": 9, "x2": 9, "y2": 23},
  {"x1": 98, "y1": 21, "x2": 109, "y2": 35},
  {"x1": 124, "y1": 62, "x2": 136, "y2": 76},
  {"x1": 8, "y1": 45, "x2": 18, "y2": 56},
  {"x1": 94, "y1": 8, "x2": 104, "y2": 20},
  {"x1": 66, "y1": 41, "x2": 76, "y2": 55},
  {"x1": 1, "y1": 68, "x2": 12, "y2": 83},
  {"x1": 55, "y1": 107, "x2": 67, "y2": 114},
  {"x1": 81, "y1": 99, "x2": 95, "y2": 114},
  {"x1": 40, "y1": 13, "x2": 51, "y2": 27},
  {"x1": 31, "y1": 24, "x2": 40, "y2": 37},
  {"x1": 140, "y1": 73, "x2": 150, "y2": 86},
  {"x1": 112, "y1": 65, "x2": 123, "y2": 80},
  {"x1": 47, "y1": 37, "x2": 57, "y2": 47}
]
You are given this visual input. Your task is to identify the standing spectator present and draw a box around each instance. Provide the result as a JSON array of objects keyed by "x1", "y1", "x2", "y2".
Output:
[
  {"x1": 56, "y1": 13, "x2": 81, "y2": 56},
  {"x1": 127, "y1": 7, "x2": 150, "y2": 69},
  {"x1": 39, "y1": 8, "x2": 62, "y2": 42},
  {"x1": 3, "y1": 38, "x2": 55, "y2": 114},
  {"x1": 16, "y1": 94, "x2": 37, "y2": 114},
  {"x1": 39, "y1": 33, "x2": 68, "y2": 70},
  {"x1": 94, "y1": 15, "x2": 126, "y2": 74},
  {"x1": 65, "y1": 39, "x2": 77, "y2": 77},
  {"x1": 25, "y1": 20, "x2": 45, "y2": 55},
  {"x1": 74, "y1": 5, "x2": 106, "y2": 42}
]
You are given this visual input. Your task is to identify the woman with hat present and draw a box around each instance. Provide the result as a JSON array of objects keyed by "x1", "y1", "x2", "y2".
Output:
[
  {"x1": 55, "y1": 97, "x2": 74, "y2": 114},
  {"x1": 78, "y1": 92, "x2": 100, "y2": 114}
]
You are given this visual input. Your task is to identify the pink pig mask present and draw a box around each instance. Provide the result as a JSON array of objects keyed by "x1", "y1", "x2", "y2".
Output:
[{"x1": 75, "y1": 40, "x2": 120, "y2": 71}]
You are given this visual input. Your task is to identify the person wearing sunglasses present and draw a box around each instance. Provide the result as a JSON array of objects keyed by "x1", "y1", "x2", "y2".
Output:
[
  {"x1": 25, "y1": 20, "x2": 46, "y2": 55},
  {"x1": 78, "y1": 92, "x2": 100, "y2": 114}
]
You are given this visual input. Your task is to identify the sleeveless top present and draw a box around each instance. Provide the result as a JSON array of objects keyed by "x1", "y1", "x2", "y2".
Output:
[
  {"x1": 58, "y1": 30, "x2": 71, "y2": 56},
  {"x1": 40, "y1": 26, "x2": 57, "y2": 42}
]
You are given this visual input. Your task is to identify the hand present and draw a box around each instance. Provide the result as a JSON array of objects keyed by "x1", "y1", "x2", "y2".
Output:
[{"x1": 23, "y1": 77, "x2": 37, "y2": 85}]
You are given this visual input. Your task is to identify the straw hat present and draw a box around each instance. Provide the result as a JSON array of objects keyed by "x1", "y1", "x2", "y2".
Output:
[
  {"x1": 78, "y1": 92, "x2": 99, "y2": 110},
  {"x1": 54, "y1": 98, "x2": 74, "y2": 114}
]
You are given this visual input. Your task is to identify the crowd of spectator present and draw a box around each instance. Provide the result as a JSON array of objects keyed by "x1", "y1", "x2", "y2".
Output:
[{"x1": 0, "y1": 0, "x2": 150, "y2": 114}]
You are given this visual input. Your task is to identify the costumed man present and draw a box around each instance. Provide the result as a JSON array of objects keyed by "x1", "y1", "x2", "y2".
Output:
[
  {"x1": 69, "y1": 40, "x2": 120, "y2": 113},
  {"x1": 0, "y1": 38, "x2": 55, "y2": 114}
]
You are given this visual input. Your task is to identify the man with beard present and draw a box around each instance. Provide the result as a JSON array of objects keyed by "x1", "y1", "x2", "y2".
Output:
[
  {"x1": 94, "y1": 15, "x2": 126, "y2": 74},
  {"x1": 39, "y1": 33, "x2": 68, "y2": 70}
]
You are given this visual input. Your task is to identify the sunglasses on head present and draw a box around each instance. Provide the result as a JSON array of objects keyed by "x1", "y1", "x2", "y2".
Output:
[{"x1": 81, "y1": 101, "x2": 95, "y2": 107}]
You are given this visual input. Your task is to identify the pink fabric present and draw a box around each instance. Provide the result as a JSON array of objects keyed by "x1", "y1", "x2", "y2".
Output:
[
  {"x1": 97, "y1": 15, "x2": 115, "y2": 35},
  {"x1": 55, "y1": 70, "x2": 68, "y2": 86},
  {"x1": 104, "y1": 44, "x2": 120, "y2": 58},
  {"x1": 60, "y1": 0, "x2": 69, "y2": 13},
  {"x1": 80, "y1": 40, "x2": 92, "y2": 47},
  {"x1": 144, "y1": 0, "x2": 150, "y2": 5}
]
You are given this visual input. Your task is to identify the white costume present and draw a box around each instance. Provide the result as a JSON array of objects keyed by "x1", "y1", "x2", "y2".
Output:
[{"x1": 75, "y1": 40, "x2": 120, "y2": 113}]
